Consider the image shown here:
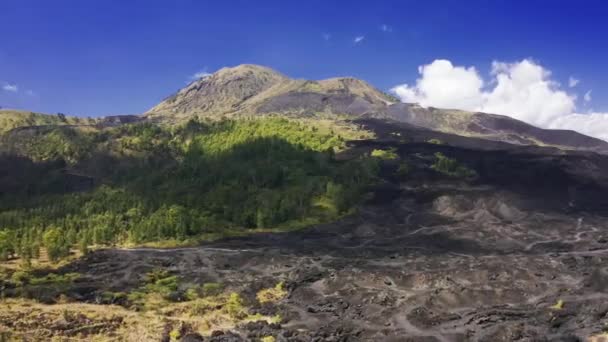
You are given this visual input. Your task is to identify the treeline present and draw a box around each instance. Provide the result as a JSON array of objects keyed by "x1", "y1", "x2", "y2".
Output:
[{"x1": 0, "y1": 118, "x2": 378, "y2": 262}]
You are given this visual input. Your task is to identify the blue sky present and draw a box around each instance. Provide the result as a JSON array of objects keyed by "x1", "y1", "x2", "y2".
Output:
[{"x1": 1, "y1": 0, "x2": 607, "y2": 122}]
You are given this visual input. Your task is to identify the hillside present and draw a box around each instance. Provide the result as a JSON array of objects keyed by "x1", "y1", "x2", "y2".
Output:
[
  {"x1": 0, "y1": 118, "x2": 377, "y2": 250},
  {"x1": 0, "y1": 110, "x2": 96, "y2": 133}
]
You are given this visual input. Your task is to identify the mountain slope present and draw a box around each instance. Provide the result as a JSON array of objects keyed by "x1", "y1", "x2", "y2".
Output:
[
  {"x1": 146, "y1": 64, "x2": 608, "y2": 153},
  {"x1": 0, "y1": 110, "x2": 96, "y2": 133}
]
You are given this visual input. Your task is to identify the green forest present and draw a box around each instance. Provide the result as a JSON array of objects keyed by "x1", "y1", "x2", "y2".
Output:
[{"x1": 0, "y1": 118, "x2": 379, "y2": 262}]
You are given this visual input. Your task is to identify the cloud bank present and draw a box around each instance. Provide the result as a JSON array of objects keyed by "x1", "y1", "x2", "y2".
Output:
[
  {"x1": 2, "y1": 83, "x2": 18, "y2": 92},
  {"x1": 380, "y1": 24, "x2": 392, "y2": 33},
  {"x1": 391, "y1": 59, "x2": 608, "y2": 141}
]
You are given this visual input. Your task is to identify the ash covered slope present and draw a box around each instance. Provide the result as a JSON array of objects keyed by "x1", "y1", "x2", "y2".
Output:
[
  {"x1": 145, "y1": 64, "x2": 393, "y2": 121},
  {"x1": 387, "y1": 103, "x2": 608, "y2": 153},
  {"x1": 146, "y1": 64, "x2": 608, "y2": 153}
]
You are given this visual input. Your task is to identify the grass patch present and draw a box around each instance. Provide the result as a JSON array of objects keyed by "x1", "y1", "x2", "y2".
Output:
[
  {"x1": 0, "y1": 271, "x2": 283, "y2": 340},
  {"x1": 0, "y1": 268, "x2": 81, "y2": 303},
  {"x1": 28, "y1": 272, "x2": 80, "y2": 286},
  {"x1": 256, "y1": 282, "x2": 288, "y2": 304},
  {"x1": 126, "y1": 269, "x2": 187, "y2": 310},
  {"x1": 550, "y1": 299, "x2": 564, "y2": 310}
]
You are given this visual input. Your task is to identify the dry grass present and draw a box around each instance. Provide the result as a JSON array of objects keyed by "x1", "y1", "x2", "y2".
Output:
[
  {"x1": 0, "y1": 298, "x2": 164, "y2": 341},
  {"x1": 0, "y1": 290, "x2": 280, "y2": 341},
  {"x1": 0, "y1": 264, "x2": 284, "y2": 341},
  {"x1": 256, "y1": 282, "x2": 287, "y2": 304},
  {"x1": 589, "y1": 333, "x2": 608, "y2": 342}
]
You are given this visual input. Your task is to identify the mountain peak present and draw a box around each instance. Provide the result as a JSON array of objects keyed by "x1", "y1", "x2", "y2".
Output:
[
  {"x1": 146, "y1": 64, "x2": 289, "y2": 118},
  {"x1": 145, "y1": 64, "x2": 392, "y2": 120},
  {"x1": 215, "y1": 63, "x2": 284, "y2": 75}
]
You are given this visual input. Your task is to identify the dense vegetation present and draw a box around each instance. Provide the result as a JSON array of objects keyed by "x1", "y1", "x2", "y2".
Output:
[{"x1": 0, "y1": 118, "x2": 378, "y2": 262}]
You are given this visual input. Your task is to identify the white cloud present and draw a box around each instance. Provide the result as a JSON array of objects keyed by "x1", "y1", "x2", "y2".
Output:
[
  {"x1": 549, "y1": 113, "x2": 608, "y2": 141},
  {"x1": 2, "y1": 83, "x2": 18, "y2": 92},
  {"x1": 584, "y1": 90, "x2": 592, "y2": 102},
  {"x1": 568, "y1": 77, "x2": 580, "y2": 87},
  {"x1": 381, "y1": 24, "x2": 392, "y2": 32},
  {"x1": 391, "y1": 59, "x2": 608, "y2": 141},
  {"x1": 354, "y1": 36, "x2": 365, "y2": 44},
  {"x1": 482, "y1": 59, "x2": 575, "y2": 126},
  {"x1": 391, "y1": 59, "x2": 484, "y2": 110},
  {"x1": 190, "y1": 69, "x2": 212, "y2": 80}
]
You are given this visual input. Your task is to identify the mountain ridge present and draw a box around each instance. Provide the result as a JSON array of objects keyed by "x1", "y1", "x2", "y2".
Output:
[
  {"x1": 2, "y1": 64, "x2": 607, "y2": 153},
  {"x1": 144, "y1": 64, "x2": 608, "y2": 153}
]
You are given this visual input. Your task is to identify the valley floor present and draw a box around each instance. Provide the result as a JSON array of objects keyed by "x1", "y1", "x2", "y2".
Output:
[{"x1": 3, "y1": 182, "x2": 608, "y2": 341}]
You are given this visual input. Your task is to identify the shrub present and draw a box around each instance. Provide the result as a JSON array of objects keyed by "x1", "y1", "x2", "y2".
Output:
[
  {"x1": 226, "y1": 292, "x2": 246, "y2": 319},
  {"x1": 427, "y1": 138, "x2": 444, "y2": 145},
  {"x1": 256, "y1": 282, "x2": 288, "y2": 304},
  {"x1": 169, "y1": 328, "x2": 181, "y2": 341},
  {"x1": 431, "y1": 152, "x2": 476, "y2": 178},
  {"x1": 395, "y1": 161, "x2": 411, "y2": 177},
  {"x1": 11, "y1": 270, "x2": 31, "y2": 285},
  {"x1": 202, "y1": 282, "x2": 223, "y2": 297},
  {"x1": 144, "y1": 269, "x2": 171, "y2": 283},
  {"x1": 371, "y1": 148, "x2": 399, "y2": 160},
  {"x1": 185, "y1": 287, "x2": 200, "y2": 301}
]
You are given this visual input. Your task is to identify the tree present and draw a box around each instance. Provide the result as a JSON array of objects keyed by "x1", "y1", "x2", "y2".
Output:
[
  {"x1": 18, "y1": 234, "x2": 32, "y2": 267},
  {"x1": 326, "y1": 181, "x2": 346, "y2": 213},
  {"x1": 43, "y1": 227, "x2": 70, "y2": 262},
  {"x1": 66, "y1": 227, "x2": 77, "y2": 245},
  {"x1": 78, "y1": 230, "x2": 92, "y2": 256},
  {"x1": 0, "y1": 230, "x2": 15, "y2": 261}
]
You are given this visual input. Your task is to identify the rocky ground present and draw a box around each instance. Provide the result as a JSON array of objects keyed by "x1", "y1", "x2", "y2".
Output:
[
  {"x1": 66, "y1": 191, "x2": 608, "y2": 341},
  {"x1": 3, "y1": 119, "x2": 608, "y2": 341}
]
